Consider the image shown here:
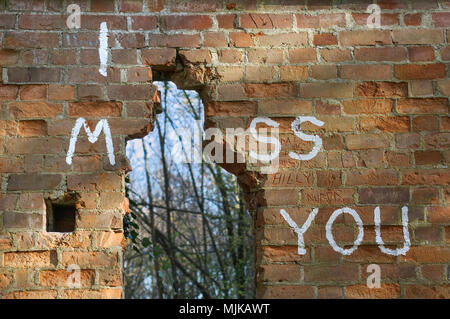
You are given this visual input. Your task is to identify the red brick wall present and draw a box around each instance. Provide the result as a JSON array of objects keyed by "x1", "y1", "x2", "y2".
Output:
[{"x1": 0, "y1": 0, "x2": 449, "y2": 299}]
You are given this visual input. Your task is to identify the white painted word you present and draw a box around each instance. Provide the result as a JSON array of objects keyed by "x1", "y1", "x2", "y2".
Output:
[{"x1": 280, "y1": 206, "x2": 411, "y2": 256}]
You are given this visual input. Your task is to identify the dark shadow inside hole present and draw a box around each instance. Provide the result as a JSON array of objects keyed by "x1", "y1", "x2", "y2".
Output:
[{"x1": 45, "y1": 200, "x2": 76, "y2": 233}]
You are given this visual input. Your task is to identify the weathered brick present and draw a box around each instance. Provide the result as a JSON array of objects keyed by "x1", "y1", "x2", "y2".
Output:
[
  {"x1": 414, "y1": 151, "x2": 441, "y2": 165},
  {"x1": 91, "y1": 0, "x2": 114, "y2": 11},
  {"x1": 258, "y1": 264, "x2": 300, "y2": 282},
  {"x1": 9, "y1": 102, "x2": 62, "y2": 119},
  {"x1": 432, "y1": 12, "x2": 450, "y2": 27},
  {"x1": 259, "y1": 99, "x2": 312, "y2": 115},
  {"x1": 4, "y1": 251, "x2": 56, "y2": 267},
  {"x1": 107, "y1": 85, "x2": 155, "y2": 100},
  {"x1": 318, "y1": 286, "x2": 343, "y2": 299},
  {"x1": 403, "y1": 12, "x2": 422, "y2": 26},
  {"x1": 304, "y1": 265, "x2": 358, "y2": 283},
  {"x1": 356, "y1": 82, "x2": 408, "y2": 98},
  {"x1": 205, "y1": 101, "x2": 257, "y2": 116},
  {"x1": 409, "y1": 47, "x2": 435, "y2": 62},
  {"x1": 18, "y1": 14, "x2": 65, "y2": 30},
  {"x1": 410, "y1": 80, "x2": 434, "y2": 97},
  {"x1": 39, "y1": 269, "x2": 95, "y2": 287},
  {"x1": 62, "y1": 251, "x2": 117, "y2": 268},
  {"x1": 8, "y1": 67, "x2": 61, "y2": 83},
  {"x1": 300, "y1": 83, "x2": 353, "y2": 98},
  {"x1": 119, "y1": 0, "x2": 143, "y2": 12},
  {"x1": 245, "y1": 83, "x2": 297, "y2": 98},
  {"x1": 19, "y1": 85, "x2": 46, "y2": 100},
  {"x1": 346, "y1": 169, "x2": 398, "y2": 186},
  {"x1": 301, "y1": 188, "x2": 354, "y2": 205},
  {"x1": 341, "y1": 65, "x2": 392, "y2": 80},
  {"x1": 0, "y1": 85, "x2": 19, "y2": 100},
  {"x1": 402, "y1": 247, "x2": 450, "y2": 263},
  {"x1": 48, "y1": 85, "x2": 75, "y2": 101},
  {"x1": 412, "y1": 187, "x2": 440, "y2": 205},
  {"x1": 402, "y1": 169, "x2": 450, "y2": 186},
  {"x1": 142, "y1": 49, "x2": 177, "y2": 69},
  {"x1": 288, "y1": 48, "x2": 317, "y2": 63},
  {"x1": 216, "y1": 66, "x2": 244, "y2": 82},
  {"x1": 257, "y1": 189, "x2": 299, "y2": 206},
  {"x1": 253, "y1": 32, "x2": 308, "y2": 47},
  {"x1": 339, "y1": 30, "x2": 391, "y2": 46},
  {"x1": 343, "y1": 99, "x2": 393, "y2": 114},
  {"x1": 99, "y1": 268, "x2": 122, "y2": 287},
  {"x1": 67, "y1": 67, "x2": 120, "y2": 84},
  {"x1": 96, "y1": 231, "x2": 125, "y2": 248},
  {"x1": 352, "y1": 13, "x2": 399, "y2": 26},
  {"x1": 171, "y1": 0, "x2": 219, "y2": 12},
  {"x1": 241, "y1": 14, "x2": 292, "y2": 29},
  {"x1": 179, "y1": 49, "x2": 212, "y2": 64},
  {"x1": 8, "y1": 173, "x2": 62, "y2": 190},
  {"x1": 18, "y1": 120, "x2": 47, "y2": 136},
  {"x1": 81, "y1": 16, "x2": 127, "y2": 30},
  {"x1": 320, "y1": 48, "x2": 351, "y2": 62},
  {"x1": 3, "y1": 290, "x2": 58, "y2": 299},
  {"x1": 257, "y1": 285, "x2": 314, "y2": 299},
  {"x1": 297, "y1": 13, "x2": 345, "y2": 28},
  {"x1": 9, "y1": 0, "x2": 45, "y2": 11},
  {"x1": 229, "y1": 32, "x2": 253, "y2": 47},
  {"x1": 161, "y1": 15, "x2": 212, "y2": 30},
  {"x1": 60, "y1": 288, "x2": 122, "y2": 299},
  {"x1": 424, "y1": 133, "x2": 450, "y2": 149},
  {"x1": 68, "y1": 102, "x2": 122, "y2": 117},
  {"x1": 397, "y1": 98, "x2": 448, "y2": 114},
  {"x1": 280, "y1": 66, "x2": 308, "y2": 81},
  {"x1": 345, "y1": 134, "x2": 389, "y2": 150},
  {"x1": 354, "y1": 47, "x2": 406, "y2": 61},
  {"x1": 147, "y1": 0, "x2": 165, "y2": 12},
  {"x1": 203, "y1": 32, "x2": 227, "y2": 47},
  {"x1": 216, "y1": 14, "x2": 236, "y2": 29},
  {"x1": 313, "y1": 33, "x2": 338, "y2": 46},
  {"x1": 3, "y1": 211, "x2": 43, "y2": 229},
  {"x1": 0, "y1": 49, "x2": 20, "y2": 65},
  {"x1": 359, "y1": 116, "x2": 409, "y2": 132},
  {"x1": 395, "y1": 133, "x2": 421, "y2": 149},
  {"x1": 346, "y1": 284, "x2": 401, "y2": 299},
  {"x1": 111, "y1": 49, "x2": 138, "y2": 65},
  {"x1": 4, "y1": 32, "x2": 59, "y2": 48},
  {"x1": 358, "y1": 187, "x2": 409, "y2": 204},
  {"x1": 392, "y1": 29, "x2": 443, "y2": 45},
  {"x1": 415, "y1": 226, "x2": 442, "y2": 242},
  {"x1": 394, "y1": 64, "x2": 446, "y2": 80}
]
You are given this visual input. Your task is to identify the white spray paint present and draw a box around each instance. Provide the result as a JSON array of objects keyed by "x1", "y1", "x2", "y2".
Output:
[
  {"x1": 374, "y1": 206, "x2": 411, "y2": 256},
  {"x1": 289, "y1": 116, "x2": 324, "y2": 161},
  {"x1": 366, "y1": 4, "x2": 381, "y2": 28},
  {"x1": 326, "y1": 207, "x2": 364, "y2": 255},
  {"x1": 249, "y1": 117, "x2": 281, "y2": 162},
  {"x1": 66, "y1": 117, "x2": 115, "y2": 165},
  {"x1": 98, "y1": 22, "x2": 108, "y2": 77},
  {"x1": 280, "y1": 206, "x2": 412, "y2": 257},
  {"x1": 279, "y1": 208, "x2": 319, "y2": 255}
]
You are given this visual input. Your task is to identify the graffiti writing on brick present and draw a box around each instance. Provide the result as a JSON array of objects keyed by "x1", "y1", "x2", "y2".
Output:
[{"x1": 280, "y1": 206, "x2": 411, "y2": 256}]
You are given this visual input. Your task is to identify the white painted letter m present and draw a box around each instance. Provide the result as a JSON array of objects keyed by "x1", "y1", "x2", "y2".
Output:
[{"x1": 66, "y1": 117, "x2": 115, "y2": 165}]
